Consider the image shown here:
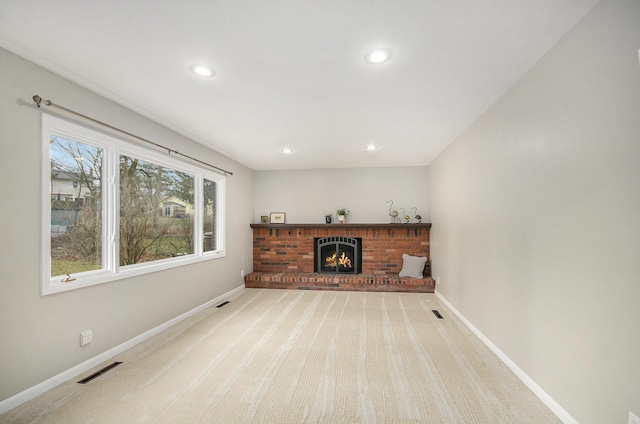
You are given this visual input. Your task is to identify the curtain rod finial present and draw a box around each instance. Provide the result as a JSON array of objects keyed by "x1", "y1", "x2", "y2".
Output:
[{"x1": 32, "y1": 95, "x2": 52, "y2": 108}]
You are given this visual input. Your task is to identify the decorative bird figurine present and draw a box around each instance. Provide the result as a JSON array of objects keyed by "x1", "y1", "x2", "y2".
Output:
[
  {"x1": 400, "y1": 207, "x2": 410, "y2": 223},
  {"x1": 412, "y1": 207, "x2": 422, "y2": 223},
  {"x1": 386, "y1": 200, "x2": 399, "y2": 223}
]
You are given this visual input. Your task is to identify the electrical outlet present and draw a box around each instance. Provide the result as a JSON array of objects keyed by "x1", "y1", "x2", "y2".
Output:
[
  {"x1": 437, "y1": 276, "x2": 441, "y2": 285},
  {"x1": 80, "y1": 329, "x2": 93, "y2": 346},
  {"x1": 630, "y1": 411, "x2": 640, "y2": 424},
  {"x1": 241, "y1": 270, "x2": 244, "y2": 277}
]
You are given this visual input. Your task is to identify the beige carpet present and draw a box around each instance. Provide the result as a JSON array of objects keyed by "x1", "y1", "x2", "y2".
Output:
[{"x1": 1, "y1": 289, "x2": 560, "y2": 423}]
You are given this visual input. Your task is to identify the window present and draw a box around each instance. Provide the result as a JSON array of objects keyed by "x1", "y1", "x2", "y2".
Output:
[
  {"x1": 119, "y1": 155, "x2": 195, "y2": 265},
  {"x1": 49, "y1": 135, "x2": 103, "y2": 274},
  {"x1": 42, "y1": 114, "x2": 225, "y2": 295},
  {"x1": 203, "y1": 179, "x2": 217, "y2": 252}
]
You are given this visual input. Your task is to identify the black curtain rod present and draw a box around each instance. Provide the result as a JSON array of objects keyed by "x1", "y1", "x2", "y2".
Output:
[{"x1": 32, "y1": 95, "x2": 233, "y2": 176}]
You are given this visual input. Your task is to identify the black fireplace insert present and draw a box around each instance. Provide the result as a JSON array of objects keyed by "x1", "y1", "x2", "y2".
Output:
[{"x1": 314, "y1": 236, "x2": 362, "y2": 274}]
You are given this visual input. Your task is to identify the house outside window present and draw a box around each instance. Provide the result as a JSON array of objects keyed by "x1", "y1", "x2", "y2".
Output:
[{"x1": 42, "y1": 114, "x2": 225, "y2": 295}]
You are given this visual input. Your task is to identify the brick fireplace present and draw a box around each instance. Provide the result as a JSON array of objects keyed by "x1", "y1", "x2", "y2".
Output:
[{"x1": 245, "y1": 223, "x2": 434, "y2": 293}]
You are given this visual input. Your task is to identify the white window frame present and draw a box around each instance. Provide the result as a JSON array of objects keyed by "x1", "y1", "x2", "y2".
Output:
[{"x1": 41, "y1": 114, "x2": 226, "y2": 295}]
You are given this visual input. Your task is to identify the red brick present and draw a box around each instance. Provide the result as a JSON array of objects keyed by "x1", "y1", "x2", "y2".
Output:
[{"x1": 249, "y1": 224, "x2": 431, "y2": 292}]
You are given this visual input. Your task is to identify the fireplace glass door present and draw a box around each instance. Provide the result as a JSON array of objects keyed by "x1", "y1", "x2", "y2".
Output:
[{"x1": 315, "y1": 236, "x2": 362, "y2": 274}]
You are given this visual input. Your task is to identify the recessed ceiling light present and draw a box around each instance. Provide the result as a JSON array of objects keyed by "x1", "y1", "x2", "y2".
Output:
[
  {"x1": 282, "y1": 148, "x2": 293, "y2": 154},
  {"x1": 366, "y1": 145, "x2": 377, "y2": 151},
  {"x1": 189, "y1": 63, "x2": 216, "y2": 78},
  {"x1": 365, "y1": 48, "x2": 393, "y2": 64}
]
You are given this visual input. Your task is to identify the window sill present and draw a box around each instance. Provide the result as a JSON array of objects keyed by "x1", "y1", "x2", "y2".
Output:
[{"x1": 42, "y1": 251, "x2": 225, "y2": 296}]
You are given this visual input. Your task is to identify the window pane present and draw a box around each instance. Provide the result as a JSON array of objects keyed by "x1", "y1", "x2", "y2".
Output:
[
  {"x1": 50, "y1": 136, "x2": 103, "y2": 277},
  {"x1": 119, "y1": 155, "x2": 194, "y2": 266},
  {"x1": 203, "y1": 179, "x2": 217, "y2": 252}
]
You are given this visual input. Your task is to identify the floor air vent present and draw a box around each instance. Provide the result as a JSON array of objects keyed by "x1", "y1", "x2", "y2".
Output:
[
  {"x1": 77, "y1": 361, "x2": 122, "y2": 384},
  {"x1": 431, "y1": 310, "x2": 444, "y2": 319},
  {"x1": 216, "y1": 301, "x2": 230, "y2": 308}
]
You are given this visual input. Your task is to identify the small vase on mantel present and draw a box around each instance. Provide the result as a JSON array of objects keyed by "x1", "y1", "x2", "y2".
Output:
[{"x1": 336, "y1": 208, "x2": 350, "y2": 224}]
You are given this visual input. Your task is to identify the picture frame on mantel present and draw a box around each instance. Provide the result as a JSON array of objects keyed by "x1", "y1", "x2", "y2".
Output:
[
  {"x1": 269, "y1": 212, "x2": 286, "y2": 224},
  {"x1": 260, "y1": 215, "x2": 268, "y2": 224}
]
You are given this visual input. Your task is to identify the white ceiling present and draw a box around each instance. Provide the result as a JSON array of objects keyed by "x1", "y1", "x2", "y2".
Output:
[{"x1": 0, "y1": 0, "x2": 598, "y2": 171}]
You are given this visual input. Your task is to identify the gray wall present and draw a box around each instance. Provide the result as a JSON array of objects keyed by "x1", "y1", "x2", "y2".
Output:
[
  {"x1": 0, "y1": 48, "x2": 255, "y2": 402},
  {"x1": 428, "y1": 1, "x2": 640, "y2": 423},
  {"x1": 254, "y1": 167, "x2": 429, "y2": 224}
]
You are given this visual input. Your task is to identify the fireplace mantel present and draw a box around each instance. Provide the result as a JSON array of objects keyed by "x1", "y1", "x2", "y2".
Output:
[{"x1": 250, "y1": 223, "x2": 431, "y2": 229}]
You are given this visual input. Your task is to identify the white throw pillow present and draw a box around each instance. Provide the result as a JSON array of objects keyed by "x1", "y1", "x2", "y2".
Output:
[{"x1": 398, "y1": 254, "x2": 427, "y2": 279}]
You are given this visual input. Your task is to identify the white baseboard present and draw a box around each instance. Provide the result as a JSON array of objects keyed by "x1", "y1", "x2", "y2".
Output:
[
  {"x1": 435, "y1": 291, "x2": 578, "y2": 424},
  {"x1": 0, "y1": 284, "x2": 245, "y2": 415}
]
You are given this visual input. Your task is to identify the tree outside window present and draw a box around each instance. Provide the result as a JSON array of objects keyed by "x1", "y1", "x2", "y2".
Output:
[
  {"x1": 50, "y1": 135, "x2": 103, "y2": 277},
  {"x1": 43, "y1": 114, "x2": 225, "y2": 294}
]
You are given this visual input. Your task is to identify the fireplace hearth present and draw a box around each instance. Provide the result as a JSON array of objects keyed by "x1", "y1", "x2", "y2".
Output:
[{"x1": 314, "y1": 236, "x2": 362, "y2": 275}]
